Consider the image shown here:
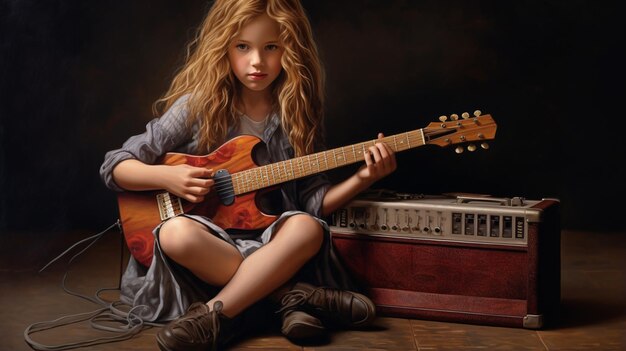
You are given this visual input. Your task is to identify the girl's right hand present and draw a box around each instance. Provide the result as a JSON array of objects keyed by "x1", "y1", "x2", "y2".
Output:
[{"x1": 159, "y1": 164, "x2": 214, "y2": 203}]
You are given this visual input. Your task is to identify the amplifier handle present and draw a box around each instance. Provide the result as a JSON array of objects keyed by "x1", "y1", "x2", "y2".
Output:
[{"x1": 456, "y1": 196, "x2": 525, "y2": 206}]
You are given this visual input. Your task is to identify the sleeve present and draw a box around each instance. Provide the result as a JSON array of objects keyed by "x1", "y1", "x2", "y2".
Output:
[
  {"x1": 295, "y1": 140, "x2": 332, "y2": 217},
  {"x1": 297, "y1": 173, "x2": 332, "y2": 218},
  {"x1": 99, "y1": 95, "x2": 192, "y2": 191}
]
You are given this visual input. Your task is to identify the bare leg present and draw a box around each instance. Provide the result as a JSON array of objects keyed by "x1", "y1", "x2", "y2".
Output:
[
  {"x1": 159, "y1": 216, "x2": 243, "y2": 286},
  {"x1": 208, "y1": 214, "x2": 324, "y2": 317}
]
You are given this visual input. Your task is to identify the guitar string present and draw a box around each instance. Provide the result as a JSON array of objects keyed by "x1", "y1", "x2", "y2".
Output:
[{"x1": 228, "y1": 130, "x2": 426, "y2": 194}]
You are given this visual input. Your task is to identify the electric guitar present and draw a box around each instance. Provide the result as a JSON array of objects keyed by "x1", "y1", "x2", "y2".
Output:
[{"x1": 117, "y1": 111, "x2": 497, "y2": 266}]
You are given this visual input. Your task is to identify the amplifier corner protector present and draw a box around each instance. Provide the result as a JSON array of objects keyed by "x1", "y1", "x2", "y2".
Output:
[
  {"x1": 541, "y1": 197, "x2": 561, "y2": 203},
  {"x1": 523, "y1": 314, "x2": 543, "y2": 329},
  {"x1": 525, "y1": 210, "x2": 543, "y2": 224}
]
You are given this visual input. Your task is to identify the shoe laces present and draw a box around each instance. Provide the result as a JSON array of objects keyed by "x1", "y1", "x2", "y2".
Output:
[
  {"x1": 177, "y1": 301, "x2": 223, "y2": 349},
  {"x1": 277, "y1": 286, "x2": 343, "y2": 315}
]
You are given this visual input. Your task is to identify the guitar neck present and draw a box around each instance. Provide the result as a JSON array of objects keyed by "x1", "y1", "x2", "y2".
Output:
[{"x1": 231, "y1": 129, "x2": 426, "y2": 195}]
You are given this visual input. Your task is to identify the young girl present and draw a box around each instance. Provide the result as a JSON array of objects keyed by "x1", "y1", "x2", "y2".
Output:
[{"x1": 100, "y1": 0, "x2": 396, "y2": 350}]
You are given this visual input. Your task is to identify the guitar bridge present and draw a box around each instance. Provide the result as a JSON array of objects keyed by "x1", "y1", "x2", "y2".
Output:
[{"x1": 156, "y1": 192, "x2": 184, "y2": 221}]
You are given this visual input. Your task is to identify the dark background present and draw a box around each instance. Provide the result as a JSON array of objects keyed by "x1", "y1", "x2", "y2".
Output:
[{"x1": 1, "y1": 0, "x2": 625, "y2": 256}]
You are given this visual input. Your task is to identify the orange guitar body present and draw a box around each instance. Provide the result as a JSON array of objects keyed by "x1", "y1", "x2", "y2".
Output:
[{"x1": 116, "y1": 135, "x2": 277, "y2": 267}]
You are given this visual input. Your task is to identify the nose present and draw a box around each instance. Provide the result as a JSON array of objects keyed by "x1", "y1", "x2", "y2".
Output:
[{"x1": 250, "y1": 49, "x2": 263, "y2": 67}]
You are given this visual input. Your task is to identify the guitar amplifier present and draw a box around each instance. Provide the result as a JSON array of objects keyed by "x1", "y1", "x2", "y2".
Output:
[{"x1": 329, "y1": 191, "x2": 560, "y2": 329}]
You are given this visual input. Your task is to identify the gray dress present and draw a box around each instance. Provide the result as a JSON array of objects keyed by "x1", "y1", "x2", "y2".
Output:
[{"x1": 100, "y1": 95, "x2": 355, "y2": 322}]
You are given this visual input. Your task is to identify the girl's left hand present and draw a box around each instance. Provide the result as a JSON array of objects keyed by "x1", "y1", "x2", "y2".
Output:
[{"x1": 356, "y1": 133, "x2": 397, "y2": 185}]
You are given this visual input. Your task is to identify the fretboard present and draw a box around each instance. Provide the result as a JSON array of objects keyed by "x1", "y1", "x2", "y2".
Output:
[{"x1": 231, "y1": 128, "x2": 426, "y2": 195}]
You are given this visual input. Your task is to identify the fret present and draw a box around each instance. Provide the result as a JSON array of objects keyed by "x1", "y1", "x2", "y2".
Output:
[
  {"x1": 233, "y1": 173, "x2": 239, "y2": 194},
  {"x1": 351, "y1": 144, "x2": 357, "y2": 162},
  {"x1": 269, "y1": 164, "x2": 276, "y2": 184},
  {"x1": 253, "y1": 169, "x2": 260, "y2": 190},
  {"x1": 341, "y1": 147, "x2": 347, "y2": 165},
  {"x1": 297, "y1": 157, "x2": 304, "y2": 177},
  {"x1": 306, "y1": 155, "x2": 313, "y2": 174},
  {"x1": 239, "y1": 171, "x2": 245, "y2": 193},
  {"x1": 282, "y1": 160, "x2": 289, "y2": 180},
  {"x1": 287, "y1": 159, "x2": 296, "y2": 179},
  {"x1": 258, "y1": 168, "x2": 263, "y2": 188},
  {"x1": 406, "y1": 132, "x2": 411, "y2": 148},
  {"x1": 392, "y1": 135, "x2": 398, "y2": 151},
  {"x1": 277, "y1": 162, "x2": 283, "y2": 183},
  {"x1": 419, "y1": 129, "x2": 426, "y2": 145},
  {"x1": 259, "y1": 167, "x2": 270, "y2": 186}
]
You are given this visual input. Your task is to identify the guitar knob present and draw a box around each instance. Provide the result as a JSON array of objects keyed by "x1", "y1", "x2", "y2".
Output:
[
  {"x1": 467, "y1": 144, "x2": 477, "y2": 152},
  {"x1": 473, "y1": 110, "x2": 482, "y2": 117},
  {"x1": 439, "y1": 115, "x2": 448, "y2": 122},
  {"x1": 462, "y1": 112, "x2": 470, "y2": 119},
  {"x1": 455, "y1": 146, "x2": 464, "y2": 154},
  {"x1": 450, "y1": 113, "x2": 459, "y2": 121},
  {"x1": 481, "y1": 142, "x2": 490, "y2": 149}
]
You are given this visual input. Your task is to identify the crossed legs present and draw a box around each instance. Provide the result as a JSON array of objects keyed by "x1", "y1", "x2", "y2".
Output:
[{"x1": 158, "y1": 214, "x2": 324, "y2": 317}]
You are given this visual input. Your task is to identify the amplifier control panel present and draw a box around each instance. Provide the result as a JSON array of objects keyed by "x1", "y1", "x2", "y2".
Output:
[{"x1": 330, "y1": 194, "x2": 547, "y2": 246}]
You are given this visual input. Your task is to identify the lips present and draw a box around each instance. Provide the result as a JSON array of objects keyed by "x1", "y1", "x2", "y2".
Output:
[{"x1": 248, "y1": 72, "x2": 268, "y2": 80}]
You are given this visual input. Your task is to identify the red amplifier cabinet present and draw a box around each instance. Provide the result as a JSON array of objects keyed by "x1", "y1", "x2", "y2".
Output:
[{"x1": 330, "y1": 193, "x2": 560, "y2": 329}]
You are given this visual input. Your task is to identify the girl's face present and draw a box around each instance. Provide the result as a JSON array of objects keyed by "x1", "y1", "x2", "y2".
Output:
[{"x1": 228, "y1": 14, "x2": 284, "y2": 94}]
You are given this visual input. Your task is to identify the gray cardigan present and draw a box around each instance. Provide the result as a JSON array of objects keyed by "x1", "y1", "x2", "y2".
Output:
[{"x1": 99, "y1": 96, "x2": 356, "y2": 322}]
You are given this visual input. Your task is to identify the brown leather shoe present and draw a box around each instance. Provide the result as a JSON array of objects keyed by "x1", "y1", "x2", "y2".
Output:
[
  {"x1": 280, "y1": 309, "x2": 326, "y2": 339},
  {"x1": 156, "y1": 301, "x2": 236, "y2": 351},
  {"x1": 280, "y1": 282, "x2": 376, "y2": 329}
]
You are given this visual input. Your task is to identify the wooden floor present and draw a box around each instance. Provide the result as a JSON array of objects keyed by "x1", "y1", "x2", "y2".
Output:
[{"x1": 1, "y1": 229, "x2": 625, "y2": 350}]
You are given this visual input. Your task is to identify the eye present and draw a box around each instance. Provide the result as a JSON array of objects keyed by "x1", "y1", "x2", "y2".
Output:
[
  {"x1": 235, "y1": 43, "x2": 249, "y2": 51},
  {"x1": 265, "y1": 44, "x2": 279, "y2": 51}
]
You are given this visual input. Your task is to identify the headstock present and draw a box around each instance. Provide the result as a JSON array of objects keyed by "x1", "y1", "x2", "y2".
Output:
[{"x1": 424, "y1": 110, "x2": 497, "y2": 153}]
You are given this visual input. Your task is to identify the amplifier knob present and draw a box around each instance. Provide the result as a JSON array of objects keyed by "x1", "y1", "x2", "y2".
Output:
[
  {"x1": 381, "y1": 225, "x2": 388, "y2": 231},
  {"x1": 402, "y1": 226, "x2": 410, "y2": 232},
  {"x1": 434, "y1": 227, "x2": 442, "y2": 235},
  {"x1": 423, "y1": 227, "x2": 430, "y2": 233}
]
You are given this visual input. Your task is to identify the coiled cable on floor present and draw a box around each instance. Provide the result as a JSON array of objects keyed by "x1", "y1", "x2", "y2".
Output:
[{"x1": 24, "y1": 220, "x2": 163, "y2": 351}]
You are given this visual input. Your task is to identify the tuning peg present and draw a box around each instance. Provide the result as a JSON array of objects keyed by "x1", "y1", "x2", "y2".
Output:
[
  {"x1": 439, "y1": 115, "x2": 448, "y2": 122},
  {"x1": 462, "y1": 112, "x2": 470, "y2": 119},
  {"x1": 450, "y1": 113, "x2": 459, "y2": 121},
  {"x1": 467, "y1": 144, "x2": 477, "y2": 152},
  {"x1": 480, "y1": 142, "x2": 490, "y2": 149},
  {"x1": 455, "y1": 146, "x2": 464, "y2": 154},
  {"x1": 473, "y1": 110, "x2": 482, "y2": 117}
]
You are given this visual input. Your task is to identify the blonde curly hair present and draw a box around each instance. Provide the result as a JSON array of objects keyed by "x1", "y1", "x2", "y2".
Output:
[{"x1": 154, "y1": 0, "x2": 324, "y2": 157}]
